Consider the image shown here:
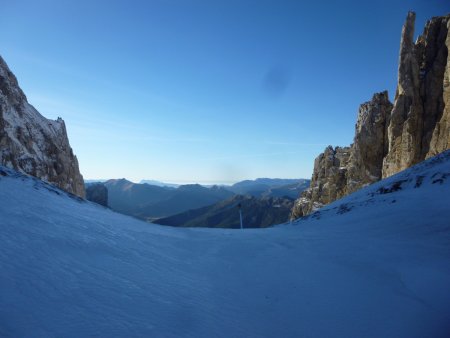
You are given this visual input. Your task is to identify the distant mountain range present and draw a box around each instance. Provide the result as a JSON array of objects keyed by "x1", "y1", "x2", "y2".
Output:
[
  {"x1": 87, "y1": 177, "x2": 309, "y2": 225},
  {"x1": 228, "y1": 178, "x2": 310, "y2": 199},
  {"x1": 154, "y1": 195, "x2": 294, "y2": 228},
  {"x1": 84, "y1": 179, "x2": 108, "y2": 184},
  {"x1": 139, "y1": 180, "x2": 180, "y2": 188},
  {"x1": 104, "y1": 179, "x2": 234, "y2": 221}
]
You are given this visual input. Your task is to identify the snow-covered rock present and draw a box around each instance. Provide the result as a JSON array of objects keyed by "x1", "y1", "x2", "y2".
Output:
[
  {"x1": 0, "y1": 55, "x2": 84, "y2": 197},
  {"x1": 0, "y1": 151, "x2": 449, "y2": 337}
]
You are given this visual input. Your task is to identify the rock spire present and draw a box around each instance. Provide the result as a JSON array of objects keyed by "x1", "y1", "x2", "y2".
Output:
[{"x1": 292, "y1": 12, "x2": 450, "y2": 219}]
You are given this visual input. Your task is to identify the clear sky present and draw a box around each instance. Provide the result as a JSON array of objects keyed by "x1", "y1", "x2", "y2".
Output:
[{"x1": 1, "y1": 0, "x2": 449, "y2": 183}]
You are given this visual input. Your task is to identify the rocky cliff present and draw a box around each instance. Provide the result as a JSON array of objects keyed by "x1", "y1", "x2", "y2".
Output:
[
  {"x1": 0, "y1": 56, "x2": 85, "y2": 197},
  {"x1": 384, "y1": 11, "x2": 450, "y2": 176},
  {"x1": 292, "y1": 12, "x2": 450, "y2": 219}
]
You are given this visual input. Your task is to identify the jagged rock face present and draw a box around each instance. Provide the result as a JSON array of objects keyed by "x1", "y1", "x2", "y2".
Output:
[
  {"x1": 86, "y1": 183, "x2": 108, "y2": 207},
  {"x1": 310, "y1": 146, "x2": 351, "y2": 204},
  {"x1": 0, "y1": 56, "x2": 85, "y2": 197},
  {"x1": 427, "y1": 17, "x2": 450, "y2": 158},
  {"x1": 292, "y1": 92, "x2": 392, "y2": 218},
  {"x1": 347, "y1": 91, "x2": 393, "y2": 193},
  {"x1": 292, "y1": 146, "x2": 351, "y2": 217},
  {"x1": 383, "y1": 12, "x2": 450, "y2": 176},
  {"x1": 292, "y1": 12, "x2": 450, "y2": 220}
]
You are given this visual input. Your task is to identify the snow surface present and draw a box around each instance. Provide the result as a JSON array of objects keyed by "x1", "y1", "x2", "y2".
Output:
[{"x1": 1, "y1": 151, "x2": 450, "y2": 337}]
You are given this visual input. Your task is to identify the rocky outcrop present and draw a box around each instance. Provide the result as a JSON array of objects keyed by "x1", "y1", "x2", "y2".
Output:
[
  {"x1": 301, "y1": 146, "x2": 351, "y2": 214},
  {"x1": 346, "y1": 91, "x2": 393, "y2": 193},
  {"x1": 384, "y1": 12, "x2": 450, "y2": 176},
  {"x1": 292, "y1": 92, "x2": 392, "y2": 217},
  {"x1": 292, "y1": 12, "x2": 450, "y2": 219},
  {"x1": 428, "y1": 17, "x2": 450, "y2": 157},
  {"x1": 0, "y1": 56, "x2": 85, "y2": 197},
  {"x1": 86, "y1": 183, "x2": 108, "y2": 207}
]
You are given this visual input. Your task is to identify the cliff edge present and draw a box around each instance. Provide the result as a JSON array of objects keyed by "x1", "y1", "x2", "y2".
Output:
[{"x1": 0, "y1": 56, "x2": 85, "y2": 197}]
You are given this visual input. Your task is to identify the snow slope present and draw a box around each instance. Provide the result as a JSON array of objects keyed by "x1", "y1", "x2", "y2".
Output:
[{"x1": 1, "y1": 151, "x2": 450, "y2": 337}]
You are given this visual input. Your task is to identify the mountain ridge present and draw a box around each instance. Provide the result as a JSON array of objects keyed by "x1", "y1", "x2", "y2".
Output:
[
  {"x1": 87, "y1": 177, "x2": 309, "y2": 223},
  {"x1": 103, "y1": 179, "x2": 234, "y2": 220},
  {"x1": 154, "y1": 194, "x2": 294, "y2": 229}
]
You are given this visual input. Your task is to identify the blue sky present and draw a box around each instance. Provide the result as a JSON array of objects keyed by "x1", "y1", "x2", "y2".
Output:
[{"x1": 1, "y1": 0, "x2": 449, "y2": 183}]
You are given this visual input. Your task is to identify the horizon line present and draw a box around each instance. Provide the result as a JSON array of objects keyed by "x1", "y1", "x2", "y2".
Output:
[{"x1": 84, "y1": 177, "x2": 310, "y2": 186}]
